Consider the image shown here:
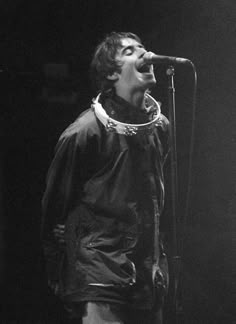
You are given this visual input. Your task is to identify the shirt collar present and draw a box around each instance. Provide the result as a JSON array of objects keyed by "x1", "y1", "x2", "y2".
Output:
[{"x1": 103, "y1": 93, "x2": 150, "y2": 124}]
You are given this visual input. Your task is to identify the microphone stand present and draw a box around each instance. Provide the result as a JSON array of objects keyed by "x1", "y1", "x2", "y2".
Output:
[{"x1": 166, "y1": 66, "x2": 182, "y2": 324}]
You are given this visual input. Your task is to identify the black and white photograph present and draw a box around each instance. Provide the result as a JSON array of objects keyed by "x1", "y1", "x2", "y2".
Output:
[{"x1": 0, "y1": 1, "x2": 235, "y2": 323}]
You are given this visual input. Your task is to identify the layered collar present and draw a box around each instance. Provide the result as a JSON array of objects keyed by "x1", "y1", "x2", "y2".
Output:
[{"x1": 92, "y1": 92, "x2": 161, "y2": 136}]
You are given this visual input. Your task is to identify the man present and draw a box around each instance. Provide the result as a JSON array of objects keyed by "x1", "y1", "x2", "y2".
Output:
[{"x1": 42, "y1": 32, "x2": 169, "y2": 324}]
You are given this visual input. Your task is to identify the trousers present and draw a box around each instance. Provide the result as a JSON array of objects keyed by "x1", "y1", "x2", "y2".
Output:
[{"x1": 66, "y1": 302, "x2": 163, "y2": 324}]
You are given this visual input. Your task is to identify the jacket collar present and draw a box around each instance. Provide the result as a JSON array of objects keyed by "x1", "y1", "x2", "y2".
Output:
[{"x1": 92, "y1": 92, "x2": 161, "y2": 136}]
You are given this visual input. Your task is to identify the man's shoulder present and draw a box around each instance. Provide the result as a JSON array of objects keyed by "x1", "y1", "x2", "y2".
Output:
[{"x1": 60, "y1": 108, "x2": 99, "y2": 141}]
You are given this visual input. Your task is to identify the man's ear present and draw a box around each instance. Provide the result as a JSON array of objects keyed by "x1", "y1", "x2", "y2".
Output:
[{"x1": 106, "y1": 71, "x2": 119, "y2": 81}]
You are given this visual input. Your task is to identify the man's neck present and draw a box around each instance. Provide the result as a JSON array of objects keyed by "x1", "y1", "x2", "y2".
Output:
[{"x1": 115, "y1": 89, "x2": 146, "y2": 110}]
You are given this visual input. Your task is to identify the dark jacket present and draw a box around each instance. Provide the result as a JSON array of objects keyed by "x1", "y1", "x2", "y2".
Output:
[{"x1": 42, "y1": 94, "x2": 169, "y2": 309}]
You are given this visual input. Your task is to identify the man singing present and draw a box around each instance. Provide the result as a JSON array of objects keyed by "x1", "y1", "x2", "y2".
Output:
[{"x1": 42, "y1": 32, "x2": 169, "y2": 324}]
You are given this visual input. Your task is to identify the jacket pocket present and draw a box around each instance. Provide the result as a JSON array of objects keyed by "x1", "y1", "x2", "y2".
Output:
[{"x1": 77, "y1": 236, "x2": 136, "y2": 287}]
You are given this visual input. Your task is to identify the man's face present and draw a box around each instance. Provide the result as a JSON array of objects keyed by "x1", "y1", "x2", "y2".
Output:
[{"x1": 111, "y1": 38, "x2": 156, "y2": 95}]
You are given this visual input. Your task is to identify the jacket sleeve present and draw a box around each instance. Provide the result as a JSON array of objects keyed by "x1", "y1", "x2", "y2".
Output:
[
  {"x1": 41, "y1": 119, "x2": 100, "y2": 287},
  {"x1": 41, "y1": 132, "x2": 83, "y2": 289},
  {"x1": 42, "y1": 134, "x2": 78, "y2": 234}
]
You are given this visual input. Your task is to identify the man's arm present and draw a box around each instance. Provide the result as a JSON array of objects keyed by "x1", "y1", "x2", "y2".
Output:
[{"x1": 41, "y1": 132, "x2": 84, "y2": 292}]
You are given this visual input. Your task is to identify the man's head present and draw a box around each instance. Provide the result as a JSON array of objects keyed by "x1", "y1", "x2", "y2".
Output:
[{"x1": 90, "y1": 32, "x2": 156, "y2": 96}]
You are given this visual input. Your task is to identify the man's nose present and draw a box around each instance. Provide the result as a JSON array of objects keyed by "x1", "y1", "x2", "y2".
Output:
[{"x1": 138, "y1": 48, "x2": 147, "y2": 59}]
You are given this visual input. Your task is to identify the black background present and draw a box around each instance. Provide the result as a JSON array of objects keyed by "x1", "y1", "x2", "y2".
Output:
[{"x1": 0, "y1": 0, "x2": 235, "y2": 323}]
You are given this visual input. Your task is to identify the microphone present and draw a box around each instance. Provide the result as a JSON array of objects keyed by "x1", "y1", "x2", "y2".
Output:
[{"x1": 143, "y1": 52, "x2": 191, "y2": 65}]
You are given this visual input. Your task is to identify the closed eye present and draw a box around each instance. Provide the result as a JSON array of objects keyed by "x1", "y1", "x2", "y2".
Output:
[
  {"x1": 124, "y1": 46, "x2": 134, "y2": 56},
  {"x1": 121, "y1": 44, "x2": 145, "y2": 56}
]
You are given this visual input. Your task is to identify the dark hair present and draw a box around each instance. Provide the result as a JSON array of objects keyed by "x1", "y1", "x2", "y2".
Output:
[{"x1": 90, "y1": 32, "x2": 141, "y2": 93}]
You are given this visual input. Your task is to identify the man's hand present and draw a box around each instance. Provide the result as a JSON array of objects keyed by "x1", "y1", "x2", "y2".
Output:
[{"x1": 53, "y1": 224, "x2": 65, "y2": 245}]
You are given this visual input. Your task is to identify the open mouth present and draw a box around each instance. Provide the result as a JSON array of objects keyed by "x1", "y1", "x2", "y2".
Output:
[{"x1": 136, "y1": 63, "x2": 152, "y2": 74}]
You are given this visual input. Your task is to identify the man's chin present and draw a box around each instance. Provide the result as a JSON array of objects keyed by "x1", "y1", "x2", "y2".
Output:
[
  {"x1": 148, "y1": 78, "x2": 157, "y2": 87},
  {"x1": 143, "y1": 76, "x2": 156, "y2": 89},
  {"x1": 135, "y1": 74, "x2": 156, "y2": 91}
]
